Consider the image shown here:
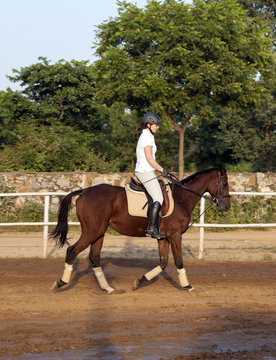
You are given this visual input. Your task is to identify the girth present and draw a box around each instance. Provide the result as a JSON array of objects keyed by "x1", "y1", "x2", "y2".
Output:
[{"x1": 129, "y1": 177, "x2": 170, "y2": 215}]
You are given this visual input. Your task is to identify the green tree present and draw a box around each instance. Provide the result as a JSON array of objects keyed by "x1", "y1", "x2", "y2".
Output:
[
  {"x1": 94, "y1": 0, "x2": 274, "y2": 177},
  {"x1": 9, "y1": 57, "x2": 109, "y2": 132},
  {"x1": 0, "y1": 89, "x2": 39, "y2": 147},
  {"x1": 0, "y1": 58, "x2": 120, "y2": 172},
  {"x1": 100, "y1": 103, "x2": 139, "y2": 171},
  {"x1": 1, "y1": 58, "x2": 106, "y2": 149},
  {"x1": 8, "y1": 57, "x2": 104, "y2": 133},
  {"x1": 237, "y1": 0, "x2": 275, "y2": 46},
  {"x1": 217, "y1": 90, "x2": 276, "y2": 171},
  {"x1": 193, "y1": 0, "x2": 276, "y2": 172},
  {"x1": 0, "y1": 121, "x2": 116, "y2": 172}
]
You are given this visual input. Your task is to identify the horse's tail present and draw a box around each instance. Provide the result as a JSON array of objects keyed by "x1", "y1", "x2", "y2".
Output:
[{"x1": 50, "y1": 189, "x2": 83, "y2": 248}]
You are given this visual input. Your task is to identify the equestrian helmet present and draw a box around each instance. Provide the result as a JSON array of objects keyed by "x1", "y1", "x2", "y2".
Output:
[{"x1": 142, "y1": 112, "x2": 162, "y2": 125}]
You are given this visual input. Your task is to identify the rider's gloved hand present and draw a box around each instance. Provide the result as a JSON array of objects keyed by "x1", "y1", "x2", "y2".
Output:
[{"x1": 161, "y1": 169, "x2": 169, "y2": 178}]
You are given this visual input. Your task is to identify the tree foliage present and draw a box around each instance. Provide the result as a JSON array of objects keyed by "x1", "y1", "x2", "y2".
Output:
[
  {"x1": 0, "y1": 0, "x2": 275, "y2": 174},
  {"x1": 237, "y1": 0, "x2": 275, "y2": 46},
  {"x1": 0, "y1": 59, "x2": 118, "y2": 172},
  {"x1": 7, "y1": 57, "x2": 104, "y2": 132},
  {"x1": 194, "y1": 0, "x2": 276, "y2": 172},
  {"x1": 94, "y1": 0, "x2": 274, "y2": 176},
  {"x1": 0, "y1": 121, "x2": 118, "y2": 172}
]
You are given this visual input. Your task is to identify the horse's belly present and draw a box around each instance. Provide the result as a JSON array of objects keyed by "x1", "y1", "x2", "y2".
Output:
[{"x1": 110, "y1": 215, "x2": 148, "y2": 237}]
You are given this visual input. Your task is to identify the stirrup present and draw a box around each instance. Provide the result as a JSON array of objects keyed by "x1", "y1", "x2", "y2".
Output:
[
  {"x1": 146, "y1": 229, "x2": 166, "y2": 240},
  {"x1": 153, "y1": 232, "x2": 166, "y2": 240}
]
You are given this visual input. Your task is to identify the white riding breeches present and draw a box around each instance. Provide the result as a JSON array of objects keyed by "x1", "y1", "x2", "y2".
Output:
[{"x1": 135, "y1": 170, "x2": 163, "y2": 204}]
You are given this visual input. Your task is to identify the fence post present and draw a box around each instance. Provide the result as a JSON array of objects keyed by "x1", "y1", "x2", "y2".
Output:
[
  {"x1": 198, "y1": 197, "x2": 205, "y2": 259},
  {"x1": 43, "y1": 195, "x2": 50, "y2": 258}
]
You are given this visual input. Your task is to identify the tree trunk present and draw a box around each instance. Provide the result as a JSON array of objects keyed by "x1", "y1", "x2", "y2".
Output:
[
  {"x1": 265, "y1": 124, "x2": 272, "y2": 170},
  {"x1": 164, "y1": 105, "x2": 191, "y2": 179},
  {"x1": 178, "y1": 126, "x2": 185, "y2": 179}
]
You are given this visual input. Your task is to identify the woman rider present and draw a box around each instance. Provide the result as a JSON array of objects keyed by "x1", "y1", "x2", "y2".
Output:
[{"x1": 135, "y1": 112, "x2": 168, "y2": 240}]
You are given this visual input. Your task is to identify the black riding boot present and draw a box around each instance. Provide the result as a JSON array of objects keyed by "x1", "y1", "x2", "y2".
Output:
[{"x1": 145, "y1": 201, "x2": 166, "y2": 240}]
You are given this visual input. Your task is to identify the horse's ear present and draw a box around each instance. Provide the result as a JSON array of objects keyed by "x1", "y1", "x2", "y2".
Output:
[{"x1": 217, "y1": 163, "x2": 226, "y2": 174}]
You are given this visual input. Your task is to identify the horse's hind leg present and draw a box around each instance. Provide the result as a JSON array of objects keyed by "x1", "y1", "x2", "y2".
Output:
[
  {"x1": 89, "y1": 235, "x2": 115, "y2": 294},
  {"x1": 51, "y1": 234, "x2": 92, "y2": 291},
  {"x1": 133, "y1": 239, "x2": 170, "y2": 290}
]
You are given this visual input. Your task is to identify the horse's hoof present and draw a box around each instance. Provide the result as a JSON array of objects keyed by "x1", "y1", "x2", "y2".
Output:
[
  {"x1": 106, "y1": 287, "x2": 115, "y2": 295},
  {"x1": 132, "y1": 278, "x2": 140, "y2": 291},
  {"x1": 184, "y1": 284, "x2": 196, "y2": 293},
  {"x1": 50, "y1": 279, "x2": 67, "y2": 291},
  {"x1": 50, "y1": 281, "x2": 59, "y2": 291},
  {"x1": 133, "y1": 276, "x2": 149, "y2": 291}
]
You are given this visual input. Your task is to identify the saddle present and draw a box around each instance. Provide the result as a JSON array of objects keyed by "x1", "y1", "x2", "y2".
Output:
[{"x1": 129, "y1": 177, "x2": 170, "y2": 215}]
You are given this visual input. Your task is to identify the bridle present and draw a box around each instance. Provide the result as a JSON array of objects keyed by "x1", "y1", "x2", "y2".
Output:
[
  {"x1": 166, "y1": 171, "x2": 231, "y2": 205},
  {"x1": 211, "y1": 171, "x2": 231, "y2": 205}
]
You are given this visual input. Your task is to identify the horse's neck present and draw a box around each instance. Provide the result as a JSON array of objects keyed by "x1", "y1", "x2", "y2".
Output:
[
  {"x1": 189, "y1": 174, "x2": 210, "y2": 195},
  {"x1": 181, "y1": 173, "x2": 211, "y2": 212}
]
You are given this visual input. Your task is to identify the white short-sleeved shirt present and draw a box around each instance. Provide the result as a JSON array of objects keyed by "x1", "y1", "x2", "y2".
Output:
[{"x1": 135, "y1": 129, "x2": 157, "y2": 173}]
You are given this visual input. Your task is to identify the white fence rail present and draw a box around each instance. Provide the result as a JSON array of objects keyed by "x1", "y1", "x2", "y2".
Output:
[{"x1": 0, "y1": 191, "x2": 275, "y2": 259}]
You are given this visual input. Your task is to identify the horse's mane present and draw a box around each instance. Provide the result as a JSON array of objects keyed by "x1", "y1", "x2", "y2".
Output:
[{"x1": 181, "y1": 167, "x2": 224, "y2": 184}]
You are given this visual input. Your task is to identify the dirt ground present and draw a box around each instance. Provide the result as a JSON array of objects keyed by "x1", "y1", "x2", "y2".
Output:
[{"x1": 0, "y1": 230, "x2": 275, "y2": 359}]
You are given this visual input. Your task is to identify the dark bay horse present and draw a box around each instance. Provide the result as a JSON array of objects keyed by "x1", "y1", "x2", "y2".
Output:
[{"x1": 50, "y1": 166, "x2": 230, "y2": 294}]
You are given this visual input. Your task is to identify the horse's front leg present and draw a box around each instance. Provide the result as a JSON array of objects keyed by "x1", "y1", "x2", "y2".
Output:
[
  {"x1": 133, "y1": 238, "x2": 170, "y2": 290},
  {"x1": 170, "y1": 234, "x2": 195, "y2": 292},
  {"x1": 89, "y1": 235, "x2": 115, "y2": 295}
]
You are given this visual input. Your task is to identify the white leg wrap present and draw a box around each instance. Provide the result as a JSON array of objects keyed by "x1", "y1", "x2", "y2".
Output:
[
  {"x1": 93, "y1": 267, "x2": 115, "y2": 294},
  {"x1": 177, "y1": 268, "x2": 189, "y2": 287},
  {"x1": 144, "y1": 265, "x2": 162, "y2": 281},
  {"x1": 61, "y1": 263, "x2": 73, "y2": 284}
]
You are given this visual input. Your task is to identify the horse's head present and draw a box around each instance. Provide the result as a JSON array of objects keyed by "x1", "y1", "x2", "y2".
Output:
[{"x1": 208, "y1": 166, "x2": 231, "y2": 212}]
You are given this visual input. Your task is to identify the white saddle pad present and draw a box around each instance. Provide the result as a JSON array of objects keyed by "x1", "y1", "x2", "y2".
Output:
[{"x1": 125, "y1": 183, "x2": 174, "y2": 218}]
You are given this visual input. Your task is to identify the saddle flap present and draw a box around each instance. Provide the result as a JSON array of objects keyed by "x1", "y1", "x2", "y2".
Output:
[
  {"x1": 159, "y1": 180, "x2": 169, "y2": 215},
  {"x1": 129, "y1": 177, "x2": 170, "y2": 215}
]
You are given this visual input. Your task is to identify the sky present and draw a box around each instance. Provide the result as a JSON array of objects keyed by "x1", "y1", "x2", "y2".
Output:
[{"x1": 0, "y1": 0, "x2": 149, "y2": 91}]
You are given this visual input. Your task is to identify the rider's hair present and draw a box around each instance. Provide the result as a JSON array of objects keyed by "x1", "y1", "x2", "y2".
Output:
[{"x1": 140, "y1": 122, "x2": 149, "y2": 130}]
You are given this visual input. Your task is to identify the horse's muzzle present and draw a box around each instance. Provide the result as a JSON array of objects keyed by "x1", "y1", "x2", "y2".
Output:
[{"x1": 214, "y1": 196, "x2": 231, "y2": 212}]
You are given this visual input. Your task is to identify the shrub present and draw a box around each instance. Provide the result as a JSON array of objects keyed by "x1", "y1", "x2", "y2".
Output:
[{"x1": 190, "y1": 196, "x2": 276, "y2": 231}]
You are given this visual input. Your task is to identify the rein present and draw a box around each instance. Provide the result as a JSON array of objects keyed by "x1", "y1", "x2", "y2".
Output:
[
  {"x1": 165, "y1": 172, "x2": 230, "y2": 205},
  {"x1": 165, "y1": 171, "x2": 230, "y2": 228},
  {"x1": 134, "y1": 169, "x2": 230, "y2": 206}
]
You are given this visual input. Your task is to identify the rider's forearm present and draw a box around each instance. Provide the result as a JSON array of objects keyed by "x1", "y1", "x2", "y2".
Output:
[{"x1": 147, "y1": 158, "x2": 163, "y2": 172}]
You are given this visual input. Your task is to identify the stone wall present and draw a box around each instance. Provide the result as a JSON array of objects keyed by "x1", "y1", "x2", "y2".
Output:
[
  {"x1": 0, "y1": 171, "x2": 275, "y2": 208},
  {"x1": 1, "y1": 171, "x2": 275, "y2": 193}
]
